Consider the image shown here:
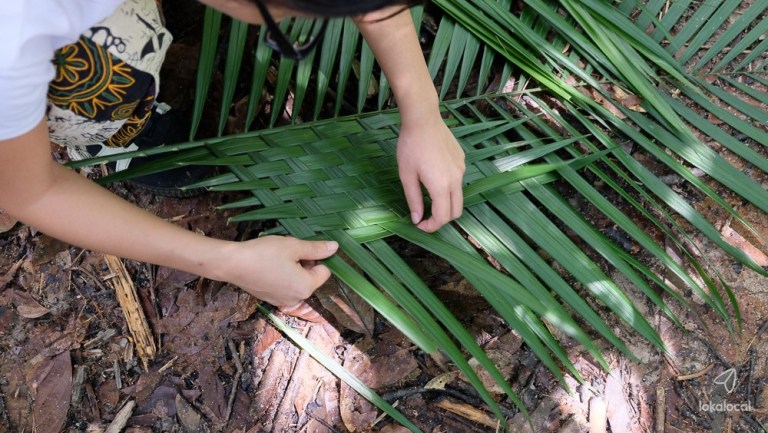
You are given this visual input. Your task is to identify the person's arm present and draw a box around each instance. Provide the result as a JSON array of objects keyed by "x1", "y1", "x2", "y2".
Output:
[
  {"x1": 0, "y1": 118, "x2": 338, "y2": 307},
  {"x1": 356, "y1": 7, "x2": 465, "y2": 233}
]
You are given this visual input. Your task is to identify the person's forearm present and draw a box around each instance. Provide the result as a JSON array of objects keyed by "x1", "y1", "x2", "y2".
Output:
[
  {"x1": 356, "y1": 7, "x2": 439, "y2": 122},
  {"x1": 0, "y1": 120, "x2": 229, "y2": 281},
  {"x1": 18, "y1": 163, "x2": 229, "y2": 278},
  {"x1": 357, "y1": 7, "x2": 466, "y2": 233}
]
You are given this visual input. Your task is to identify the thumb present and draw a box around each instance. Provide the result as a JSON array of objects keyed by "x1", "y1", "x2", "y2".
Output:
[{"x1": 295, "y1": 239, "x2": 339, "y2": 261}]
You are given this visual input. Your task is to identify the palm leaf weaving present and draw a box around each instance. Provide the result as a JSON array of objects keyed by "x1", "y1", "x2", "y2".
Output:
[{"x1": 69, "y1": 0, "x2": 768, "y2": 427}]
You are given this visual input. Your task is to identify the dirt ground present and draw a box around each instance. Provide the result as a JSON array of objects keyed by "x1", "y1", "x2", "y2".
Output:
[{"x1": 1, "y1": 2, "x2": 767, "y2": 433}]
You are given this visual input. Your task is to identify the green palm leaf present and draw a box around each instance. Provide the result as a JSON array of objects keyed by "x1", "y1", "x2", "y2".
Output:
[{"x1": 73, "y1": 1, "x2": 768, "y2": 429}]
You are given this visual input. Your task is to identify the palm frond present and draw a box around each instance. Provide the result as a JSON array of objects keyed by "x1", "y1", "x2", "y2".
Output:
[
  {"x1": 86, "y1": 91, "x2": 736, "y2": 410},
  {"x1": 263, "y1": 307, "x2": 424, "y2": 432},
  {"x1": 189, "y1": 5, "x2": 517, "y2": 132},
  {"x1": 72, "y1": 0, "x2": 768, "y2": 429}
]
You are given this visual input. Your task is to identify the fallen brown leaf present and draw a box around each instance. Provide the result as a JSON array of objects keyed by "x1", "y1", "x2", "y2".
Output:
[
  {"x1": 279, "y1": 300, "x2": 326, "y2": 323},
  {"x1": 0, "y1": 259, "x2": 23, "y2": 292},
  {"x1": 612, "y1": 86, "x2": 646, "y2": 112},
  {"x1": 340, "y1": 342, "x2": 378, "y2": 432},
  {"x1": 434, "y1": 398, "x2": 499, "y2": 429},
  {"x1": 31, "y1": 234, "x2": 70, "y2": 266},
  {"x1": 154, "y1": 266, "x2": 199, "y2": 290},
  {"x1": 30, "y1": 351, "x2": 72, "y2": 433},
  {"x1": 425, "y1": 371, "x2": 460, "y2": 390},
  {"x1": 721, "y1": 223, "x2": 768, "y2": 266},
  {"x1": 464, "y1": 349, "x2": 516, "y2": 395},
  {"x1": 590, "y1": 86, "x2": 626, "y2": 119},
  {"x1": 254, "y1": 325, "x2": 282, "y2": 355},
  {"x1": 97, "y1": 379, "x2": 121, "y2": 415},
  {"x1": 160, "y1": 286, "x2": 249, "y2": 357},
  {"x1": 316, "y1": 279, "x2": 374, "y2": 336},
  {"x1": 197, "y1": 360, "x2": 227, "y2": 422},
  {"x1": 175, "y1": 393, "x2": 204, "y2": 432},
  {"x1": 371, "y1": 347, "x2": 419, "y2": 388},
  {"x1": 293, "y1": 326, "x2": 339, "y2": 414},
  {"x1": 29, "y1": 318, "x2": 87, "y2": 360},
  {"x1": 13, "y1": 291, "x2": 50, "y2": 319}
]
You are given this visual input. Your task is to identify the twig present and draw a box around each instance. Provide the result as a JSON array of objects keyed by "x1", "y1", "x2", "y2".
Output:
[
  {"x1": 104, "y1": 254, "x2": 156, "y2": 369},
  {"x1": 307, "y1": 413, "x2": 343, "y2": 433},
  {"x1": 743, "y1": 320, "x2": 768, "y2": 355},
  {"x1": 158, "y1": 356, "x2": 178, "y2": 373},
  {"x1": 68, "y1": 248, "x2": 88, "y2": 269},
  {"x1": 381, "y1": 385, "x2": 426, "y2": 401},
  {"x1": 434, "y1": 398, "x2": 500, "y2": 429},
  {"x1": 83, "y1": 329, "x2": 117, "y2": 349},
  {"x1": 71, "y1": 266, "x2": 111, "y2": 317},
  {"x1": 105, "y1": 400, "x2": 136, "y2": 433},
  {"x1": 381, "y1": 386, "x2": 518, "y2": 419},
  {"x1": 71, "y1": 365, "x2": 87, "y2": 408},
  {"x1": 113, "y1": 359, "x2": 122, "y2": 389},
  {"x1": 373, "y1": 400, "x2": 399, "y2": 427},
  {"x1": 676, "y1": 364, "x2": 714, "y2": 381},
  {"x1": 224, "y1": 340, "x2": 244, "y2": 429},
  {"x1": 746, "y1": 347, "x2": 756, "y2": 404},
  {"x1": 753, "y1": 378, "x2": 767, "y2": 408},
  {"x1": 655, "y1": 384, "x2": 666, "y2": 433}
]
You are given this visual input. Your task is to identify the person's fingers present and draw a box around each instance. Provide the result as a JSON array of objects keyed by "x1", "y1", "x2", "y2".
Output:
[
  {"x1": 300, "y1": 259, "x2": 318, "y2": 270},
  {"x1": 451, "y1": 188, "x2": 464, "y2": 220},
  {"x1": 418, "y1": 185, "x2": 451, "y2": 233},
  {"x1": 279, "y1": 300, "x2": 309, "y2": 314},
  {"x1": 303, "y1": 263, "x2": 333, "y2": 289},
  {"x1": 400, "y1": 171, "x2": 424, "y2": 225},
  {"x1": 294, "y1": 239, "x2": 339, "y2": 260}
]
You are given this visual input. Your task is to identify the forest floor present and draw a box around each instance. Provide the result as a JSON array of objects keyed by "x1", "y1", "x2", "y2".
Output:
[{"x1": 1, "y1": 1, "x2": 767, "y2": 433}]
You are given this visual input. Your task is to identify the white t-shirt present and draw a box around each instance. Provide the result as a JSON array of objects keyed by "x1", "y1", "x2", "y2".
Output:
[{"x1": 0, "y1": 0, "x2": 123, "y2": 140}]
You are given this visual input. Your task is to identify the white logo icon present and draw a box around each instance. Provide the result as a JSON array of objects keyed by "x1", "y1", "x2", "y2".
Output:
[{"x1": 713, "y1": 368, "x2": 738, "y2": 394}]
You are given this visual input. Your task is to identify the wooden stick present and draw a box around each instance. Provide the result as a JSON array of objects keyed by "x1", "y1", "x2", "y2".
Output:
[
  {"x1": 434, "y1": 398, "x2": 499, "y2": 429},
  {"x1": 676, "y1": 364, "x2": 714, "y2": 381},
  {"x1": 104, "y1": 254, "x2": 156, "y2": 370},
  {"x1": 224, "y1": 340, "x2": 244, "y2": 428},
  {"x1": 105, "y1": 400, "x2": 136, "y2": 433},
  {"x1": 71, "y1": 365, "x2": 87, "y2": 409},
  {"x1": 655, "y1": 385, "x2": 666, "y2": 433},
  {"x1": 588, "y1": 396, "x2": 607, "y2": 433}
]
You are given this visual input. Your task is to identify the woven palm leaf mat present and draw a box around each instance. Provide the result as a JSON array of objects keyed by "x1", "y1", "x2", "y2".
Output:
[
  {"x1": 74, "y1": 95, "x2": 674, "y2": 427},
  {"x1": 186, "y1": 99, "x2": 580, "y2": 239},
  {"x1": 104, "y1": 95, "x2": 654, "y2": 363}
]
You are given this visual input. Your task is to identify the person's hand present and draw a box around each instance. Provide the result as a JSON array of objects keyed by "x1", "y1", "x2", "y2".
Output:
[
  {"x1": 397, "y1": 115, "x2": 466, "y2": 233},
  {"x1": 214, "y1": 236, "x2": 339, "y2": 307}
]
